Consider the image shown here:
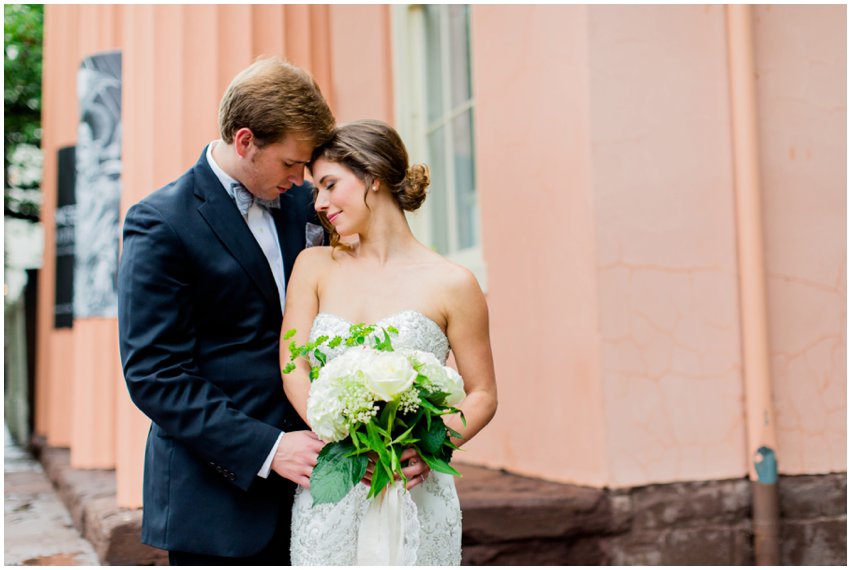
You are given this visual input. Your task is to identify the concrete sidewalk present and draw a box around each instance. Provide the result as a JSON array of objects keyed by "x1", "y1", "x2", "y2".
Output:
[{"x1": 4, "y1": 426, "x2": 100, "y2": 565}]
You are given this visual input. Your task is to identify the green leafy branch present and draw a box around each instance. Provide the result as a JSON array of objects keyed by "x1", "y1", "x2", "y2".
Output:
[{"x1": 281, "y1": 323, "x2": 398, "y2": 381}]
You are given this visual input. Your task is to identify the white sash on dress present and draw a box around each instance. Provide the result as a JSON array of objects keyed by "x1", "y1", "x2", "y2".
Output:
[{"x1": 356, "y1": 481, "x2": 420, "y2": 565}]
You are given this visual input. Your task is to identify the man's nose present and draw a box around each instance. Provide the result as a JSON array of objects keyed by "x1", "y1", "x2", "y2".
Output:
[{"x1": 289, "y1": 166, "x2": 305, "y2": 186}]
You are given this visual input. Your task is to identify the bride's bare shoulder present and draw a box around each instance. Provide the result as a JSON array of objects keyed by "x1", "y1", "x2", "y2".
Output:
[
  {"x1": 292, "y1": 246, "x2": 338, "y2": 278},
  {"x1": 420, "y1": 251, "x2": 483, "y2": 299}
]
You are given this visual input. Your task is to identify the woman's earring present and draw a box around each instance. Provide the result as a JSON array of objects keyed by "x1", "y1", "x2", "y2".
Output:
[{"x1": 372, "y1": 184, "x2": 378, "y2": 192}]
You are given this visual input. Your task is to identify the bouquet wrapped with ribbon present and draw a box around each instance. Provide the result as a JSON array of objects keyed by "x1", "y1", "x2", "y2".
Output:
[{"x1": 282, "y1": 323, "x2": 466, "y2": 564}]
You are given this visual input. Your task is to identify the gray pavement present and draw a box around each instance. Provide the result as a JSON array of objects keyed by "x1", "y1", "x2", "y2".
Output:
[{"x1": 4, "y1": 425, "x2": 100, "y2": 565}]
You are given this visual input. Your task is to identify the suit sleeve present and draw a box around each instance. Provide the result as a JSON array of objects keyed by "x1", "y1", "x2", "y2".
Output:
[{"x1": 117, "y1": 202, "x2": 280, "y2": 491}]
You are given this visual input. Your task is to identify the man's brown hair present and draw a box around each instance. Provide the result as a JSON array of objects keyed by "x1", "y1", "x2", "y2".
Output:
[{"x1": 218, "y1": 57, "x2": 335, "y2": 147}]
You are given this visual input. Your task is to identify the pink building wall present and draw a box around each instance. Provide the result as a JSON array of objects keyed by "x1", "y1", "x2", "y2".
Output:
[
  {"x1": 35, "y1": 4, "x2": 845, "y2": 507},
  {"x1": 754, "y1": 5, "x2": 846, "y2": 474}
]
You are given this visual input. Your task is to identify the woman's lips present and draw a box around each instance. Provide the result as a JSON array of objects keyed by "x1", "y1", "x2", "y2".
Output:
[{"x1": 327, "y1": 211, "x2": 341, "y2": 223}]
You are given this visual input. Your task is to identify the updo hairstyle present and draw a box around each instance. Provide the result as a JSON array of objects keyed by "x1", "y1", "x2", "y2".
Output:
[
  {"x1": 309, "y1": 119, "x2": 430, "y2": 249},
  {"x1": 311, "y1": 118, "x2": 429, "y2": 207}
]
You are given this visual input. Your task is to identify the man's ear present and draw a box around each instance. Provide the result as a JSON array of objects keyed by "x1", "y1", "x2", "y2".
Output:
[{"x1": 233, "y1": 128, "x2": 254, "y2": 158}]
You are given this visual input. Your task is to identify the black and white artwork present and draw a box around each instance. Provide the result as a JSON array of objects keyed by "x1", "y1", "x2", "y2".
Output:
[
  {"x1": 74, "y1": 50, "x2": 122, "y2": 318},
  {"x1": 55, "y1": 145, "x2": 76, "y2": 328}
]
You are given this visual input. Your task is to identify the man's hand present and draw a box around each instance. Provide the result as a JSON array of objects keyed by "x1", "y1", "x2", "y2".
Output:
[{"x1": 271, "y1": 430, "x2": 325, "y2": 488}]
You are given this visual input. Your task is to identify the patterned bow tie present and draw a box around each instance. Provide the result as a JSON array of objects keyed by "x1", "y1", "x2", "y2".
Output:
[{"x1": 231, "y1": 182, "x2": 281, "y2": 217}]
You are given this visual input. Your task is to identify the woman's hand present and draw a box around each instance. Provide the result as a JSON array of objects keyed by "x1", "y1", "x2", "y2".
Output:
[
  {"x1": 400, "y1": 448, "x2": 431, "y2": 490},
  {"x1": 360, "y1": 448, "x2": 431, "y2": 490}
]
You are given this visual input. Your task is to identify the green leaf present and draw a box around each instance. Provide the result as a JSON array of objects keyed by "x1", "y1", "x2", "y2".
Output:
[
  {"x1": 368, "y1": 458, "x2": 393, "y2": 499},
  {"x1": 418, "y1": 451, "x2": 461, "y2": 477},
  {"x1": 310, "y1": 440, "x2": 368, "y2": 505},
  {"x1": 314, "y1": 349, "x2": 327, "y2": 367},
  {"x1": 390, "y1": 422, "x2": 417, "y2": 446},
  {"x1": 281, "y1": 362, "x2": 296, "y2": 374},
  {"x1": 415, "y1": 416, "x2": 447, "y2": 455},
  {"x1": 425, "y1": 389, "x2": 451, "y2": 406},
  {"x1": 387, "y1": 325, "x2": 399, "y2": 335},
  {"x1": 282, "y1": 328, "x2": 297, "y2": 340},
  {"x1": 309, "y1": 367, "x2": 320, "y2": 382},
  {"x1": 418, "y1": 397, "x2": 443, "y2": 415},
  {"x1": 329, "y1": 336, "x2": 343, "y2": 348}
]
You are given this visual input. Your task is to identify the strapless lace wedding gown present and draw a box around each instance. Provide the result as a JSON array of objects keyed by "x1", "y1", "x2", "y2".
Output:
[{"x1": 290, "y1": 311, "x2": 462, "y2": 566}]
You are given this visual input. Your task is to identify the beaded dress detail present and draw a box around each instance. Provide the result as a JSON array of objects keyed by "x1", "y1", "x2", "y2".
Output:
[{"x1": 290, "y1": 311, "x2": 462, "y2": 566}]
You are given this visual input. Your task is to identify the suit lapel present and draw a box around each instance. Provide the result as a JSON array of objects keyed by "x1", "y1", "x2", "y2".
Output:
[
  {"x1": 191, "y1": 151, "x2": 282, "y2": 313},
  {"x1": 274, "y1": 186, "x2": 307, "y2": 287}
]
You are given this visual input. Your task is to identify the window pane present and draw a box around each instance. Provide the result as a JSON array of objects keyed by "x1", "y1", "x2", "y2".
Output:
[
  {"x1": 423, "y1": 5, "x2": 444, "y2": 125},
  {"x1": 453, "y1": 109, "x2": 477, "y2": 250},
  {"x1": 427, "y1": 126, "x2": 449, "y2": 254},
  {"x1": 448, "y1": 5, "x2": 472, "y2": 109}
]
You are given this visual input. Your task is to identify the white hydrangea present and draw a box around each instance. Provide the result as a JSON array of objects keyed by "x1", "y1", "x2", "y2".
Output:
[
  {"x1": 307, "y1": 346, "x2": 375, "y2": 442},
  {"x1": 306, "y1": 346, "x2": 466, "y2": 443},
  {"x1": 306, "y1": 375, "x2": 348, "y2": 442}
]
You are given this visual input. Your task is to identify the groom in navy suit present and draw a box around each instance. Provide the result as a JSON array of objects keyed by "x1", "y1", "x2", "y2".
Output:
[{"x1": 118, "y1": 57, "x2": 335, "y2": 565}]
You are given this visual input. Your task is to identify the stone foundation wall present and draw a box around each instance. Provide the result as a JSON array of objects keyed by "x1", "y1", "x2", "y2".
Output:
[
  {"x1": 778, "y1": 474, "x2": 847, "y2": 565},
  {"x1": 456, "y1": 465, "x2": 847, "y2": 565},
  {"x1": 31, "y1": 445, "x2": 846, "y2": 566}
]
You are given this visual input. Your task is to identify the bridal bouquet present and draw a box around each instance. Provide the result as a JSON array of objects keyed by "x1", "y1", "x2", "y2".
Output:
[{"x1": 282, "y1": 323, "x2": 466, "y2": 506}]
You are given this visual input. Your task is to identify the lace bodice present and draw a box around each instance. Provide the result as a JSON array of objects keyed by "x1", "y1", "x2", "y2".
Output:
[{"x1": 309, "y1": 310, "x2": 450, "y2": 365}]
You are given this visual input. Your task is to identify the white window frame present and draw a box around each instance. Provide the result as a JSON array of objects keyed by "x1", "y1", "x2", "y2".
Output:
[{"x1": 391, "y1": 4, "x2": 488, "y2": 291}]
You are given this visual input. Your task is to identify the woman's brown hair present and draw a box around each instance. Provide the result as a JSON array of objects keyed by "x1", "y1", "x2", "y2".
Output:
[{"x1": 309, "y1": 119, "x2": 430, "y2": 249}]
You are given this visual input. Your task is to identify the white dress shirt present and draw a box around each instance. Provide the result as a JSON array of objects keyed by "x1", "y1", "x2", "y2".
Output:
[{"x1": 206, "y1": 141, "x2": 283, "y2": 479}]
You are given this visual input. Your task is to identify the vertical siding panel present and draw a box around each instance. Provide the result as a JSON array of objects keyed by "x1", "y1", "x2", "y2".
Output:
[
  {"x1": 41, "y1": 5, "x2": 80, "y2": 448},
  {"x1": 284, "y1": 5, "x2": 312, "y2": 70},
  {"x1": 35, "y1": 5, "x2": 62, "y2": 440},
  {"x1": 153, "y1": 5, "x2": 185, "y2": 186},
  {"x1": 252, "y1": 4, "x2": 286, "y2": 58},
  {"x1": 327, "y1": 5, "x2": 393, "y2": 123},
  {"x1": 115, "y1": 4, "x2": 156, "y2": 508},
  {"x1": 69, "y1": 3, "x2": 121, "y2": 469},
  {"x1": 309, "y1": 5, "x2": 335, "y2": 112},
  {"x1": 183, "y1": 6, "x2": 222, "y2": 164}
]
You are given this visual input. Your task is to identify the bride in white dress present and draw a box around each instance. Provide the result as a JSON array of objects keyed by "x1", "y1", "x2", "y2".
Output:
[{"x1": 280, "y1": 120, "x2": 498, "y2": 565}]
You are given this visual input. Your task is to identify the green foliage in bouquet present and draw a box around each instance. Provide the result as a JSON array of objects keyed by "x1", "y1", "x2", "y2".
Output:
[{"x1": 282, "y1": 324, "x2": 466, "y2": 505}]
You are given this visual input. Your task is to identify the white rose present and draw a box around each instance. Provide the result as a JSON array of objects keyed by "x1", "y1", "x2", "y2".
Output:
[
  {"x1": 364, "y1": 351, "x2": 418, "y2": 401},
  {"x1": 442, "y1": 366, "x2": 466, "y2": 406},
  {"x1": 407, "y1": 350, "x2": 447, "y2": 384}
]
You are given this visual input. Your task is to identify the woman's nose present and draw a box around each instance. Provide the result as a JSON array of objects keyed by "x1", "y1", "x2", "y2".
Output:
[{"x1": 315, "y1": 191, "x2": 329, "y2": 211}]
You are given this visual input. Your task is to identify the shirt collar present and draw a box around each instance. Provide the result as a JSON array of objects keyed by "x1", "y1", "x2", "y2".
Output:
[{"x1": 206, "y1": 140, "x2": 240, "y2": 200}]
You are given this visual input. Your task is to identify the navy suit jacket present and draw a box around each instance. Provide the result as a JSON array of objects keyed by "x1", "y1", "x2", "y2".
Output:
[{"x1": 118, "y1": 147, "x2": 313, "y2": 556}]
